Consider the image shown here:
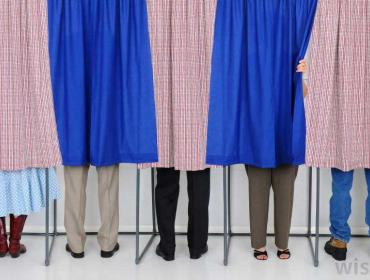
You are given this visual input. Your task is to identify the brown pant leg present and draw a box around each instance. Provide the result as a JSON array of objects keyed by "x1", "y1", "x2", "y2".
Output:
[
  {"x1": 246, "y1": 165, "x2": 272, "y2": 249},
  {"x1": 272, "y1": 165, "x2": 298, "y2": 249}
]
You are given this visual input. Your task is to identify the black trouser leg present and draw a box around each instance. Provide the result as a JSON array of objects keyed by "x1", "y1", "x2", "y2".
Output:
[
  {"x1": 155, "y1": 168, "x2": 180, "y2": 254},
  {"x1": 187, "y1": 169, "x2": 211, "y2": 253}
]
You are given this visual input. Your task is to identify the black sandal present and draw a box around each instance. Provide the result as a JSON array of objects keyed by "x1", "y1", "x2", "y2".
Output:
[
  {"x1": 277, "y1": 249, "x2": 291, "y2": 260},
  {"x1": 254, "y1": 250, "x2": 268, "y2": 260}
]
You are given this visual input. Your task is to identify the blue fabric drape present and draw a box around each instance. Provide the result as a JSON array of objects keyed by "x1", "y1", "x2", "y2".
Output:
[
  {"x1": 206, "y1": 0, "x2": 317, "y2": 168},
  {"x1": 48, "y1": 0, "x2": 158, "y2": 166}
]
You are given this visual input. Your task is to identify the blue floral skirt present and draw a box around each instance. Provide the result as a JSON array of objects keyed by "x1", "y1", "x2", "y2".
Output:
[{"x1": 0, "y1": 168, "x2": 59, "y2": 217}]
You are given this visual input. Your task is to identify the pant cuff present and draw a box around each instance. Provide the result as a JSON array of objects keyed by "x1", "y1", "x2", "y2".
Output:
[
  {"x1": 331, "y1": 234, "x2": 350, "y2": 244},
  {"x1": 275, "y1": 241, "x2": 289, "y2": 250},
  {"x1": 251, "y1": 242, "x2": 267, "y2": 250}
]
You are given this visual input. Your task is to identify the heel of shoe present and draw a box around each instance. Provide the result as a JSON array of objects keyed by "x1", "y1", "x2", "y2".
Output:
[
  {"x1": 0, "y1": 246, "x2": 8, "y2": 258},
  {"x1": 325, "y1": 239, "x2": 347, "y2": 261},
  {"x1": 332, "y1": 248, "x2": 347, "y2": 261},
  {"x1": 9, "y1": 243, "x2": 26, "y2": 258},
  {"x1": 0, "y1": 217, "x2": 8, "y2": 257},
  {"x1": 10, "y1": 252, "x2": 20, "y2": 258}
]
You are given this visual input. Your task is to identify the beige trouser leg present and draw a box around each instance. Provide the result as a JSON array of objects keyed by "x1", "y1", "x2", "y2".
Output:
[
  {"x1": 97, "y1": 165, "x2": 119, "y2": 251},
  {"x1": 64, "y1": 165, "x2": 120, "y2": 253},
  {"x1": 64, "y1": 166, "x2": 89, "y2": 253}
]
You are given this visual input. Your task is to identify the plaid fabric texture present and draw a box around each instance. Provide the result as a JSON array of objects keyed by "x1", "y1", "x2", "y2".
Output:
[
  {"x1": 0, "y1": 0, "x2": 61, "y2": 171},
  {"x1": 305, "y1": 0, "x2": 370, "y2": 171},
  {"x1": 141, "y1": 0, "x2": 217, "y2": 171}
]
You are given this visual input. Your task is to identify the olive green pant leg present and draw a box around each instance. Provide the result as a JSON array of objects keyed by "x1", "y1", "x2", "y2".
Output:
[
  {"x1": 272, "y1": 165, "x2": 298, "y2": 250},
  {"x1": 246, "y1": 165, "x2": 272, "y2": 249}
]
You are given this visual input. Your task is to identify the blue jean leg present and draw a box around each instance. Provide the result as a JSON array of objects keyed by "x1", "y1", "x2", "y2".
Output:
[{"x1": 329, "y1": 168, "x2": 354, "y2": 243}]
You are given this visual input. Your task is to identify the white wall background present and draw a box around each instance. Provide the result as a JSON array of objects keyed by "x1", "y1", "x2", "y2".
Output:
[{"x1": 25, "y1": 165, "x2": 370, "y2": 235}]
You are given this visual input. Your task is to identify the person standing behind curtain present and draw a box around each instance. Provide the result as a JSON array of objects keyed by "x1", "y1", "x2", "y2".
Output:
[
  {"x1": 206, "y1": 0, "x2": 317, "y2": 261},
  {"x1": 0, "y1": 0, "x2": 61, "y2": 259},
  {"x1": 48, "y1": 0, "x2": 157, "y2": 259},
  {"x1": 141, "y1": 0, "x2": 217, "y2": 261},
  {"x1": 246, "y1": 60, "x2": 308, "y2": 261},
  {"x1": 305, "y1": 0, "x2": 370, "y2": 261}
]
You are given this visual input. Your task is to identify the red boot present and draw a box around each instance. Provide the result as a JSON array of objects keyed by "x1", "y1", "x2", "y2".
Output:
[
  {"x1": 0, "y1": 217, "x2": 8, "y2": 257},
  {"x1": 9, "y1": 215, "x2": 27, "y2": 258}
]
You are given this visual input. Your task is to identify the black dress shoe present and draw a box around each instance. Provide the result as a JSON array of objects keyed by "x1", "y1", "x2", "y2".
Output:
[
  {"x1": 66, "y1": 244, "x2": 84, "y2": 259},
  {"x1": 155, "y1": 245, "x2": 175, "y2": 261},
  {"x1": 190, "y1": 245, "x2": 208, "y2": 260},
  {"x1": 101, "y1": 243, "x2": 120, "y2": 258}
]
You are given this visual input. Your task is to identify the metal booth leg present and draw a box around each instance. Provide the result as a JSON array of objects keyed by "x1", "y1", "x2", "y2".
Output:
[
  {"x1": 223, "y1": 166, "x2": 232, "y2": 266},
  {"x1": 151, "y1": 168, "x2": 158, "y2": 234},
  {"x1": 314, "y1": 168, "x2": 321, "y2": 267},
  {"x1": 307, "y1": 167, "x2": 313, "y2": 237},
  {"x1": 227, "y1": 167, "x2": 232, "y2": 238},
  {"x1": 135, "y1": 168, "x2": 158, "y2": 264},
  {"x1": 307, "y1": 167, "x2": 320, "y2": 267},
  {"x1": 307, "y1": 167, "x2": 314, "y2": 263},
  {"x1": 45, "y1": 168, "x2": 58, "y2": 266}
]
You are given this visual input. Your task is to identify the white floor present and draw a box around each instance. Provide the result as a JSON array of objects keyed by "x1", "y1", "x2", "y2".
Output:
[{"x1": 1, "y1": 235, "x2": 369, "y2": 280}]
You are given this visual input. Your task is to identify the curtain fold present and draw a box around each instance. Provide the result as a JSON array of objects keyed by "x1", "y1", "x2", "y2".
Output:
[
  {"x1": 48, "y1": 0, "x2": 158, "y2": 166},
  {"x1": 305, "y1": 0, "x2": 370, "y2": 171},
  {"x1": 140, "y1": 0, "x2": 217, "y2": 171},
  {"x1": 0, "y1": 0, "x2": 61, "y2": 171}
]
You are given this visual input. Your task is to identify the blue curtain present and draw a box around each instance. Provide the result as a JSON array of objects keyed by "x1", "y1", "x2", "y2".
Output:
[
  {"x1": 48, "y1": 0, "x2": 158, "y2": 166},
  {"x1": 206, "y1": 0, "x2": 317, "y2": 168}
]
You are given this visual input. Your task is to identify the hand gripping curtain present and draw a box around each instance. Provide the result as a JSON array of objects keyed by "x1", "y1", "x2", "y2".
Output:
[
  {"x1": 48, "y1": 0, "x2": 158, "y2": 166},
  {"x1": 206, "y1": 0, "x2": 317, "y2": 168}
]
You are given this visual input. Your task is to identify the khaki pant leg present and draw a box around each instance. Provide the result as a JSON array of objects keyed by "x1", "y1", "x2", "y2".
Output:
[
  {"x1": 96, "y1": 165, "x2": 120, "y2": 251},
  {"x1": 64, "y1": 166, "x2": 89, "y2": 253}
]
